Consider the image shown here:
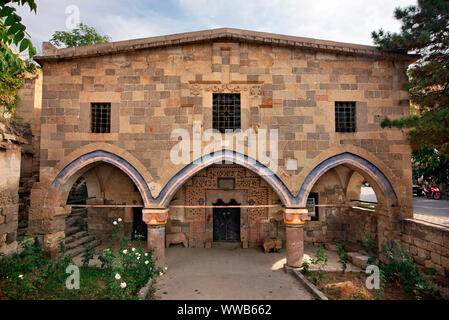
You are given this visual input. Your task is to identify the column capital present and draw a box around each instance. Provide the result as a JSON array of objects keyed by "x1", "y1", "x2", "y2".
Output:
[
  {"x1": 283, "y1": 207, "x2": 308, "y2": 225},
  {"x1": 143, "y1": 207, "x2": 168, "y2": 225}
]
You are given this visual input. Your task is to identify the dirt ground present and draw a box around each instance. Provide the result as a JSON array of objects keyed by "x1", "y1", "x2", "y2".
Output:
[
  {"x1": 152, "y1": 246, "x2": 314, "y2": 300},
  {"x1": 307, "y1": 271, "x2": 439, "y2": 300}
]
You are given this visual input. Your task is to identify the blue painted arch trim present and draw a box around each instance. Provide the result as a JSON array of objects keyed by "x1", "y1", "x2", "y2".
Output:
[
  {"x1": 155, "y1": 150, "x2": 295, "y2": 207},
  {"x1": 295, "y1": 152, "x2": 397, "y2": 207},
  {"x1": 51, "y1": 150, "x2": 153, "y2": 207}
]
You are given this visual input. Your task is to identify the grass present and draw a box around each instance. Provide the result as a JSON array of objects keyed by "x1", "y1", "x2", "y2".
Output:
[{"x1": 1, "y1": 267, "x2": 109, "y2": 300}]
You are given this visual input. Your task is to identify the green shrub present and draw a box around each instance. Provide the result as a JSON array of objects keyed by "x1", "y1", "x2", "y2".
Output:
[
  {"x1": 380, "y1": 243, "x2": 430, "y2": 298},
  {"x1": 301, "y1": 244, "x2": 328, "y2": 285},
  {"x1": 336, "y1": 242, "x2": 349, "y2": 273}
]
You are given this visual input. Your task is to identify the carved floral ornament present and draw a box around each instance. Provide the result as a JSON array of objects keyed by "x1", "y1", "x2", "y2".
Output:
[{"x1": 190, "y1": 83, "x2": 263, "y2": 96}]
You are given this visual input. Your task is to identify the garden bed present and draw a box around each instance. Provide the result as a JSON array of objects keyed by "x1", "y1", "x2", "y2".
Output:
[
  {"x1": 0, "y1": 218, "x2": 159, "y2": 300},
  {"x1": 303, "y1": 271, "x2": 438, "y2": 300}
]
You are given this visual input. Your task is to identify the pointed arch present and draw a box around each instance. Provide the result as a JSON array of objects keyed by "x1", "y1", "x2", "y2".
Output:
[
  {"x1": 155, "y1": 150, "x2": 295, "y2": 207},
  {"x1": 51, "y1": 150, "x2": 152, "y2": 207},
  {"x1": 296, "y1": 152, "x2": 397, "y2": 207}
]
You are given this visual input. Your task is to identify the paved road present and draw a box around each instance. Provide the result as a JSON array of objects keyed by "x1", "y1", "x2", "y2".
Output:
[
  {"x1": 361, "y1": 186, "x2": 449, "y2": 227},
  {"x1": 413, "y1": 197, "x2": 449, "y2": 226}
]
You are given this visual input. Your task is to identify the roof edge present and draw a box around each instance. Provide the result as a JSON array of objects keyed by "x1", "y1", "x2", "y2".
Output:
[{"x1": 34, "y1": 27, "x2": 417, "y2": 63}]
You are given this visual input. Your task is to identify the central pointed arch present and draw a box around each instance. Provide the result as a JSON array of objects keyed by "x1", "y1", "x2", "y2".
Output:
[{"x1": 155, "y1": 150, "x2": 295, "y2": 207}]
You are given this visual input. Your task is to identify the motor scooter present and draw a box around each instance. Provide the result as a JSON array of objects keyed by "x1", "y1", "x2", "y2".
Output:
[{"x1": 423, "y1": 185, "x2": 441, "y2": 200}]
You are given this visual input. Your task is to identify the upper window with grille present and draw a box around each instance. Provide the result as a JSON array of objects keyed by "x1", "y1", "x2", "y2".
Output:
[
  {"x1": 335, "y1": 102, "x2": 356, "y2": 132},
  {"x1": 213, "y1": 94, "x2": 241, "y2": 133},
  {"x1": 91, "y1": 103, "x2": 111, "y2": 133}
]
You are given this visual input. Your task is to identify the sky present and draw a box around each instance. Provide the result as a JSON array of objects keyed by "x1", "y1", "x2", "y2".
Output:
[{"x1": 15, "y1": 0, "x2": 417, "y2": 53}]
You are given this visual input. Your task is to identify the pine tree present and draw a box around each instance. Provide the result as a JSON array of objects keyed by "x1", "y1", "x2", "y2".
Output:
[{"x1": 372, "y1": 0, "x2": 449, "y2": 193}]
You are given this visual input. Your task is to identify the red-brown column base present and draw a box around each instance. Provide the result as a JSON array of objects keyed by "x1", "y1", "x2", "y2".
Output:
[
  {"x1": 286, "y1": 224, "x2": 304, "y2": 268},
  {"x1": 147, "y1": 224, "x2": 166, "y2": 268}
]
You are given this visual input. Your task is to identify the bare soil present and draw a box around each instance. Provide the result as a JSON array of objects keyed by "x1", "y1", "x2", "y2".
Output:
[{"x1": 306, "y1": 271, "x2": 440, "y2": 300}]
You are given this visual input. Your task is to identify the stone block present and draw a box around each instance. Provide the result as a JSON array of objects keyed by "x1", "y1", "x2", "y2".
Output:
[
  {"x1": 431, "y1": 252, "x2": 441, "y2": 264},
  {"x1": 347, "y1": 252, "x2": 370, "y2": 269},
  {"x1": 324, "y1": 243, "x2": 338, "y2": 252},
  {"x1": 441, "y1": 256, "x2": 449, "y2": 269}
]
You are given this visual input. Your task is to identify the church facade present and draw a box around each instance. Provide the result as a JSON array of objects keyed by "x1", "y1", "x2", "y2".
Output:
[{"x1": 28, "y1": 28, "x2": 414, "y2": 267}]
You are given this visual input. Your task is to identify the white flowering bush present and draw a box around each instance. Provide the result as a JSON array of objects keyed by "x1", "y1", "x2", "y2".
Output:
[{"x1": 97, "y1": 218, "x2": 160, "y2": 300}]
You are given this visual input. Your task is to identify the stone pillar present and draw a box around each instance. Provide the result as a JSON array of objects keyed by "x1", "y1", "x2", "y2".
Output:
[
  {"x1": 29, "y1": 184, "x2": 70, "y2": 258},
  {"x1": 143, "y1": 208, "x2": 168, "y2": 268},
  {"x1": 283, "y1": 208, "x2": 308, "y2": 268},
  {"x1": 375, "y1": 205, "x2": 400, "y2": 262}
]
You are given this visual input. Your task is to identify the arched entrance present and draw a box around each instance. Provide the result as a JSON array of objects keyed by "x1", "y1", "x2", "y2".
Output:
[
  {"x1": 28, "y1": 149, "x2": 150, "y2": 257},
  {"x1": 296, "y1": 152, "x2": 402, "y2": 260}
]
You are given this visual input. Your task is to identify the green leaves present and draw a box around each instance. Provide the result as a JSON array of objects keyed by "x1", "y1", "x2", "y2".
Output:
[
  {"x1": 50, "y1": 22, "x2": 111, "y2": 48},
  {"x1": 373, "y1": 0, "x2": 449, "y2": 185},
  {"x1": 0, "y1": 1, "x2": 37, "y2": 59},
  {"x1": 0, "y1": 5, "x2": 14, "y2": 18},
  {"x1": 0, "y1": 1, "x2": 38, "y2": 116}
]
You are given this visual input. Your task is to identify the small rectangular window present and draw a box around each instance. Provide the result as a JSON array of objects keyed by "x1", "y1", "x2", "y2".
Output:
[
  {"x1": 91, "y1": 103, "x2": 111, "y2": 133},
  {"x1": 335, "y1": 102, "x2": 356, "y2": 132},
  {"x1": 307, "y1": 192, "x2": 319, "y2": 221},
  {"x1": 213, "y1": 94, "x2": 241, "y2": 133}
]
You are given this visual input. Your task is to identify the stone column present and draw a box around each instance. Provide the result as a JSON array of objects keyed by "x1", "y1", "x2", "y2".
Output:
[
  {"x1": 143, "y1": 208, "x2": 168, "y2": 268},
  {"x1": 283, "y1": 208, "x2": 308, "y2": 268}
]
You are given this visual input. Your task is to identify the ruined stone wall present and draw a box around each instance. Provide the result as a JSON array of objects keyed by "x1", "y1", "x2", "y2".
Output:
[
  {"x1": 37, "y1": 41, "x2": 412, "y2": 210},
  {"x1": 15, "y1": 69, "x2": 42, "y2": 177},
  {"x1": 401, "y1": 219, "x2": 449, "y2": 277},
  {"x1": 0, "y1": 120, "x2": 26, "y2": 255},
  {"x1": 14, "y1": 70, "x2": 43, "y2": 237},
  {"x1": 342, "y1": 207, "x2": 378, "y2": 253}
]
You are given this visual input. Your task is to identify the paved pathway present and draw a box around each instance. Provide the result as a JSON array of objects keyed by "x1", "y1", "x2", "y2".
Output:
[{"x1": 153, "y1": 247, "x2": 314, "y2": 300}]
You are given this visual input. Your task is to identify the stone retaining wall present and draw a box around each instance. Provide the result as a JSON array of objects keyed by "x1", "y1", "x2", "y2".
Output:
[{"x1": 401, "y1": 218, "x2": 449, "y2": 276}]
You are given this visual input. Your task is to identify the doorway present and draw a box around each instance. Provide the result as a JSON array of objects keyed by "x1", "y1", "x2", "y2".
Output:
[
  {"x1": 132, "y1": 207, "x2": 147, "y2": 241},
  {"x1": 213, "y1": 199, "x2": 241, "y2": 242}
]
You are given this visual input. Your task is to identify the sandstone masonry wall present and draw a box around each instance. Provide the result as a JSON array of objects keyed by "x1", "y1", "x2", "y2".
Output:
[
  {"x1": 36, "y1": 41, "x2": 413, "y2": 209},
  {"x1": 401, "y1": 218, "x2": 449, "y2": 277}
]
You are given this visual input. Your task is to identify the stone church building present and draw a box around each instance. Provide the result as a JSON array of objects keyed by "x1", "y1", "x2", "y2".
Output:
[{"x1": 20, "y1": 28, "x2": 415, "y2": 267}]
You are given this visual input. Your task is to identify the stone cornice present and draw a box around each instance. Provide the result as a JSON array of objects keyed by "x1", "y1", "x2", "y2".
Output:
[{"x1": 34, "y1": 27, "x2": 417, "y2": 64}]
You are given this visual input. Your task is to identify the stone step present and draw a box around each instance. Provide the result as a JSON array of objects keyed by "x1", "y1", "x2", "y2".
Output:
[
  {"x1": 66, "y1": 226, "x2": 82, "y2": 237},
  {"x1": 69, "y1": 208, "x2": 88, "y2": 215},
  {"x1": 66, "y1": 235, "x2": 96, "y2": 250},
  {"x1": 66, "y1": 216, "x2": 86, "y2": 228},
  {"x1": 66, "y1": 212, "x2": 87, "y2": 220},
  {"x1": 347, "y1": 252, "x2": 370, "y2": 269},
  {"x1": 65, "y1": 230, "x2": 88, "y2": 244},
  {"x1": 65, "y1": 239, "x2": 101, "y2": 258}
]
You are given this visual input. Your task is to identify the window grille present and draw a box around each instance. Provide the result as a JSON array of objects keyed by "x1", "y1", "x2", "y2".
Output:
[
  {"x1": 91, "y1": 103, "x2": 111, "y2": 133},
  {"x1": 213, "y1": 94, "x2": 241, "y2": 133},
  {"x1": 335, "y1": 101, "x2": 356, "y2": 132}
]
